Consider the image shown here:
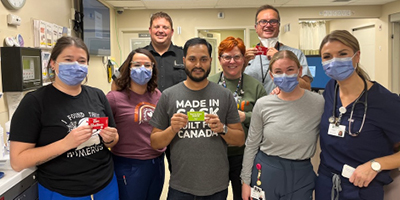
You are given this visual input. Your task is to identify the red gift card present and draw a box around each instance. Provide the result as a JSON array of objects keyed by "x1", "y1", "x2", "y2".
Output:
[
  {"x1": 255, "y1": 45, "x2": 268, "y2": 55},
  {"x1": 88, "y1": 117, "x2": 108, "y2": 129}
]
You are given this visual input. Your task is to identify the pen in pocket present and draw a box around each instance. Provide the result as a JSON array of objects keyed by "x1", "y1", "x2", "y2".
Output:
[{"x1": 123, "y1": 175, "x2": 127, "y2": 185}]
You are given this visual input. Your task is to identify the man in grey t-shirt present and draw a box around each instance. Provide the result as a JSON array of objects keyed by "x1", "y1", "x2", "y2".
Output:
[{"x1": 150, "y1": 38, "x2": 244, "y2": 199}]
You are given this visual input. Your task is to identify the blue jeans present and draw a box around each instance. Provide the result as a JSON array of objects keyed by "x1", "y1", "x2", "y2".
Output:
[
  {"x1": 113, "y1": 154, "x2": 165, "y2": 200},
  {"x1": 167, "y1": 187, "x2": 228, "y2": 200},
  {"x1": 38, "y1": 173, "x2": 118, "y2": 200}
]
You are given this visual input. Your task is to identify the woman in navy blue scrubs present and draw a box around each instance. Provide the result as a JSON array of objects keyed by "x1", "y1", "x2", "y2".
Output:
[{"x1": 315, "y1": 30, "x2": 400, "y2": 200}]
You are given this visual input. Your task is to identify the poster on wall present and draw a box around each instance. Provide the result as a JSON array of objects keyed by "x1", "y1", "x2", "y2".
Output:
[
  {"x1": 42, "y1": 51, "x2": 51, "y2": 85},
  {"x1": 33, "y1": 20, "x2": 47, "y2": 48},
  {"x1": 34, "y1": 20, "x2": 70, "y2": 48}
]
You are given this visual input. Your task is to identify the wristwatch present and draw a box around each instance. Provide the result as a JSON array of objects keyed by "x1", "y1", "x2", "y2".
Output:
[
  {"x1": 218, "y1": 124, "x2": 228, "y2": 135},
  {"x1": 370, "y1": 159, "x2": 382, "y2": 173}
]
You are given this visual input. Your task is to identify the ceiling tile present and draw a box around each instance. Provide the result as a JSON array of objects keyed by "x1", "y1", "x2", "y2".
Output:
[{"x1": 103, "y1": 0, "x2": 398, "y2": 9}]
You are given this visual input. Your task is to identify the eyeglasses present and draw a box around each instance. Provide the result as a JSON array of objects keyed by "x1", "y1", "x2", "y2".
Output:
[
  {"x1": 256, "y1": 19, "x2": 280, "y2": 26},
  {"x1": 130, "y1": 61, "x2": 153, "y2": 68},
  {"x1": 220, "y1": 55, "x2": 243, "y2": 62}
]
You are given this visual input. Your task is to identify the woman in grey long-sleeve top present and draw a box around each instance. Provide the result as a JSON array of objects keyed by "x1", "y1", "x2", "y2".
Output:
[{"x1": 241, "y1": 50, "x2": 324, "y2": 200}]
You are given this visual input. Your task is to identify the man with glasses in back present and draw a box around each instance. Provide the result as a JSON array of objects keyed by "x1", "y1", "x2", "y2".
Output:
[{"x1": 244, "y1": 4, "x2": 312, "y2": 94}]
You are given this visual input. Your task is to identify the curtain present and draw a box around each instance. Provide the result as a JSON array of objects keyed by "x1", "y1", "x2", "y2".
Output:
[{"x1": 299, "y1": 21, "x2": 326, "y2": 55}]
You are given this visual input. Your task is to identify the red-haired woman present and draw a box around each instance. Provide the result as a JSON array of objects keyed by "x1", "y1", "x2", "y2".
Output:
[{"x1": 209, "y1": 36, "x2": 267, "y2": 200}]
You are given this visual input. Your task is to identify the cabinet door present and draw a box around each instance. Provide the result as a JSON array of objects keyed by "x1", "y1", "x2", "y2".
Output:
[{"x1": 13, "y1": 182, "x2": 38, "y2": 200}]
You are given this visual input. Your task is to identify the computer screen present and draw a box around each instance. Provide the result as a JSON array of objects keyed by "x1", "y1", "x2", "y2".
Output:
[
  {"x1": 82, "y1": 0, "x2": 111, "y2": 56},
  {"x1": 307, "y1": 55, "x2": 331, "y2": 90}
]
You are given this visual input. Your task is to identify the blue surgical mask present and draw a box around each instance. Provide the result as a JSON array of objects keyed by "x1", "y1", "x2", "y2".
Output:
[
  {"x1": 130, "y1": 66, "x2": 152, "y2": 85},
  {"x1": 57, "y1": 62, "x2": 88, "y2": 86},
  {"x1": 322, "y1": 53, "x2": 357, "y2": 81},
  {"x1": 272, "y1": 73, "x2": 299, "y2": 93}
]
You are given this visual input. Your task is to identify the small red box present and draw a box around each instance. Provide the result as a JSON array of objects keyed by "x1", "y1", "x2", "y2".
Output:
[
  {"x1": 255, "y1": 45, "x2": 268, "y2": 55},
  {"x1": 88, "y1": 117, "x2": 108, "y2": 129}
]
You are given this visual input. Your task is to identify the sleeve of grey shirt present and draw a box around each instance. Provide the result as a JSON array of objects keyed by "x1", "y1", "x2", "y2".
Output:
[{"x1": 298, "y1": 51, "x2": 313, "y2": 82}]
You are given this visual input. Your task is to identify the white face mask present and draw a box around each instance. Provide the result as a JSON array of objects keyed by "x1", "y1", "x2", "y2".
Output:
[{"x1": 258, "y1": 36, "x2": 279, "y2": 48}]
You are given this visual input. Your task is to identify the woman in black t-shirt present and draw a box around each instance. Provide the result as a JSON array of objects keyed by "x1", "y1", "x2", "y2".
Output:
[{"x1": 10, "y1": 36, "x2": 119, "y2": 199}]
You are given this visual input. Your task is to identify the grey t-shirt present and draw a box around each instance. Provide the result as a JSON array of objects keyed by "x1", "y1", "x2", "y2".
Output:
[
  {"x1": 244, "y1": 44, "x2": 312, "y2": 94},
  {"x1": 241, "y1": 90, "x2": 324, "y2": 185},
  {"x1": 150, "y1": 81, "x2": 240, "y2": 196}
]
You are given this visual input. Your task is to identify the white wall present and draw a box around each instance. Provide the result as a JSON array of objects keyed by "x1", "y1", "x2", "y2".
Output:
[{"x1": 0, "y1": 0, "x2": 73, "y2": 131}]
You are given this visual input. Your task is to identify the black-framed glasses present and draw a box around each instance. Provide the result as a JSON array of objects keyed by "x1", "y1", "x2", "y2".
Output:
[
  {"x1": 130, "y1": 61, "x2": 153, "y2": 68},
  {"x1": 220, "y1": 55, "x2": 243, "y2": 62},
  {"x1": 256, "y1": 19, "x2": 280, "y2": 26}
]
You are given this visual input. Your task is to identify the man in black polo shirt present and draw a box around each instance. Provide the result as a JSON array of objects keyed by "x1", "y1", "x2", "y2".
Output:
[
  {"x1": 144, "y1": 11, "x2": 186, "y2": 92},
  {"x1": 112, "y1": 11, "x2": 186, "y2": 92}
]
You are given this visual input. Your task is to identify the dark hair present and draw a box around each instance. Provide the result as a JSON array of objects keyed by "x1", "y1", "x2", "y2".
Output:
[
  {"x1": 47, "y1": 36, "x2": 90, "y2": 82},
  {"x1": 255, "y1": 4, "x2": 281, "y2": 24},
  {"x1": 183, "y1": 37, "x2": 212, "y2": 57},
  {"x1": 115, "y1": 48, "x2": 158, "y2": 93},
  {"x1": 218, "y1": 36, "x2": 246, "y2": 57},
  {"x1": 150, "y1": 11, "x2": 173, "y2": 29},
  {"x1": 319, "y1": 30, "x2": 370, "y2": 81}
]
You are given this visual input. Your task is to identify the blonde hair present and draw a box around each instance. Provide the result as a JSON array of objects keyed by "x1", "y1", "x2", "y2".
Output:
[
  {"x1": 319, "y1": 30, "x2": 370, "y2": 81},
  {"x1": 269, "y1": 50, "x2": 301, "y2": 72}
]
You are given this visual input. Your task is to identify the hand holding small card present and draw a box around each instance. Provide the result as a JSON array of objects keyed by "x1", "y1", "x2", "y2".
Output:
[
  {"x1": 88, "y1": 117, "x2": 108, "y2": 129},
  {"x1": 255, "y1": 45, "x2": 268, "y2": 56},
  {"x1": 187, "y1": 111, "x2": 205, "y2": 121}
]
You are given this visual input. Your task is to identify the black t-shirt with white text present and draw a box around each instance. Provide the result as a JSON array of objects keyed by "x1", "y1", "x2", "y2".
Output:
[{"x1": 10, "y1": 84, "x2": 115, "y2": 197}]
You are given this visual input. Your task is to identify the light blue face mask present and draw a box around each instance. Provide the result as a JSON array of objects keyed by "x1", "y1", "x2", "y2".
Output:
[
  {"x1": 322, "y1": 53, "x2": 357, "y2": 81},
  {"x1": 272, "y1": 73, "x2": 299, "y2": 93},
  {"x1": 57, "y1": 62, "x2": 88, "y2": 86},
  {"x1": 130, "y1": 66, "x2": 152, "y2": 85}
]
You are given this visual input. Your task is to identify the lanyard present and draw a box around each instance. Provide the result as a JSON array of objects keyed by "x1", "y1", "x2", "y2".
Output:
[
  {"x1": 259, "y1": 42, "x2": 280, "y2": 83},
  {"x1": 218, "y1": 72, "x2": 244, "y2": 99}
]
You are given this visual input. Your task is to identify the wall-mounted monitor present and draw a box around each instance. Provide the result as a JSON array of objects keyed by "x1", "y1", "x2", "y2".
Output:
[
  {"x1": 82, "y1": 0, "x2": 111, "y2": 56},
  {"x1": 1, "y1": 47, "x2": 43, "y2": 92},
  {"x1": 306, "y1": 55, "x2": 331, "y2": 91}
]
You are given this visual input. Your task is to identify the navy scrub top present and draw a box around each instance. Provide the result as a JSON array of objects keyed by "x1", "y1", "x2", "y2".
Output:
[{"x1": 319, "y1": 79, "x2": 400, "y2": 185}]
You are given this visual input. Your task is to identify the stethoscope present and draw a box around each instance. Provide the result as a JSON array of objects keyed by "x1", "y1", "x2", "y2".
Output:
[{"x1": 329, "y1": 77, "x2": 368, "y2": 137}]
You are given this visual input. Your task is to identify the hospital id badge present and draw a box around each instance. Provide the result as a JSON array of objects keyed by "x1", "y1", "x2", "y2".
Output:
[
  {"x1": 328, "y1": 124, "x2": 345, "y2": 138},
  {"x1": 251, "y1": 186, "x2": 265, "y2": 200}
]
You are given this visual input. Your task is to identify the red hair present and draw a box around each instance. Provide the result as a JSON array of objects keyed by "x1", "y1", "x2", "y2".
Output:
[{"x1": 218, "y1": 36, "x2": 246, "y2": 57}]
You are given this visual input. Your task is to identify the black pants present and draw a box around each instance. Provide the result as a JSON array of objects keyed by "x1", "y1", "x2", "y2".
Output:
[
  {"x1": 166, "y1": 145, "x2": 172, "y2": 172},
  {"x1": 229, "y1": 155, "x2": 243, "y2": 200}
]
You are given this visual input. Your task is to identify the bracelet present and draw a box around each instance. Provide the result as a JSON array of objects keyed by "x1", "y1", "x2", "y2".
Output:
[{"x1": 103, "y1": 140, "x2": 114, "y2": 144}]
